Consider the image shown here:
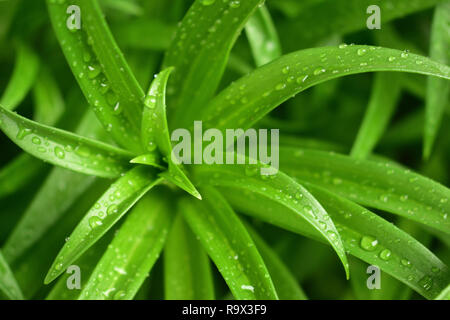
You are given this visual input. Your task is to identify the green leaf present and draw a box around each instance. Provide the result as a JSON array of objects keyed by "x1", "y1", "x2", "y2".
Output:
[
  {"x1": 130, "y1": 154, "x2": 164, "y2": 169},
  {"x1": 2, "y1": 169, "x2": 96, "y2": 263},
  {"x1": 193, "y1": 156, "x2": 350, "y2": 279},
  {"x1": 276, "y1": 0, "x2": 442, "y2": 50},
  {"x1": 244, "y1": 223, "x2": 307, "y2": 300},
  {"x1": 279, "y1": 147, "x2": 450, "y2": 235},
  {"x1": 0, "y1": 42, "x2": 39, "y2": 111},
  {"x1": 424, "y1": 1, "x2": 450, "y2": 159},
  {"x1": 79, "y1": 191, "x2": 173, "y2": 300},
  {"x1": 141, "y1": 67, "x2": 174, "y2": 156},
  {"x1": 221, "y1": 185, "x2": 450, "y2": 299},
  {"x1": 245, "y1": 5, "x2": 281, "y2": 67},
  {"x1": 435, "y1": 284, "x2": 450, "y2": 300},
  {"x1": 202, "y1": 46, "x2": 450, "y2": 131},
  {"x1": 163, "y1": 0, "x2": 264, "y2": 128},
  {"x1": 164, "y1": 214, "x2": 214, "y2": 300},
  {"x1": 0, "y1": 104, "x2": 134, "y2": 178},
  {"x1": 113, "y1": 19, "x2": 176, "y2": 51},
  {"x1": 100, "y1": 0, "x2": 143, "y2": 16},
  {"x1": 46, "y1": 0, "x2": 144, "y2": 152},
  {"x1": 32, "y1": 67, "x2": 65, "y2": 125},
  {"x1": 0, "y1": 153, "x2": 46, "y2": 199},
  {"x1": 351, "y1": 72, "x2": 401, "y2": 158},
  {"x1": 46, "y1": 229, "x2": 113, "y2": 300},
  {"x1": 181, "y1": 187, "x2": 278, "y2": 300},
  {"x1": 44, "y1": 166, "x2": 161, "y2": 284},
  {"x1": 0, "y1": 250, "x2": 24, "y2": 300},
  {"x1": 142, "y1": 67, "x2": 201, "y2": 199}
]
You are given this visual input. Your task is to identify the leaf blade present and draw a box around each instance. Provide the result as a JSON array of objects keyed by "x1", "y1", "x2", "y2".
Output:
[
  {"x1": 44, "y1": 166, "x2": 161, "y2": 284},
  {"x1": 164, "y1": 214, "x2": 214, "y2": 300},
  {"x1": 181, "y1": 187, "x2": 278, "y2": 300},
  {"x1": 202, "y1": 46, "x2": 450, "y2": 131},
  {"x1": 79, "y1": 191, "x2": 173, "y2": 300},
  {"x1": 424, "y1": 1, "x2": 450, "y2": 159},
  {"x1": 0, "y1": 104, "x2": 133, "y2": 178}
]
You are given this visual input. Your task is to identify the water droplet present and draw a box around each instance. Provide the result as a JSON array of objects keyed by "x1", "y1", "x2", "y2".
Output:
[
  {"x1": 379, "y1": 249, "x2": 392, "y2": 261},
  {"x1": 32, "y1": 136, "x2": 42, "y2": 145},
  {"x1": 54, "y1": 146, "x2": 65, "y2": 159},
  {"x1": 360, "y1": 235, "x2": 378, "y2": 251},
  {"x1": 401, "y1": 258, "x2": 412, "y2": 268},
  {"x1": 16, "y1": 128, "x2": 32, "y2": 140},
  {"x1": 357, "y1": 48, "x2": 367, "y2": 56},
  {"x1": 107, "y1": 204, "x2": 119, "y2": 215},
  {"x1": 314, "y1": 67, "x2": 326, "y2": 76},
  {"x1": 89, "y1": 216, "x2": 103, "y2": 229}
]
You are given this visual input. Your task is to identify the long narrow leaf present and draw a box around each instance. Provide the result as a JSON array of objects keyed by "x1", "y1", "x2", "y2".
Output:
[
  {"x1": 244, "y1": 223, "x2": 308, "y2": 300},
  {"x1": 0, "y1": 105, "x2": 133, "y2": 178},
  {"x1": 245, "y1": 5, "x2": 281, "y2": 67},
  {"x1": 193, "y1": 158, "x2": 350, "y2": 279},
  {"x1": 280, "y1": 147, "x2": 450, "y2": 235},
  {"x1": 46, "y1": 0, "x2": 144, "y2": 152},
  {"x1": 181, "y1": 187, "x2": 278, "y2": 300},
  {"x1": 221, "y1": 185, "x2": 450, "y2": 299},
  {"x1": 79, "y1": 191, "x2": 173, "y2": 300},
  {"x1": 164, "y1": 214, "x2": 214, "y2": 300},
  {"x1": 44, "y1": 166, "x2": 161, "y2": 284},
  {"x1": 351, "y1": 72, "x2": 401, "y2": 158},
  {"x1": 142, "y1": 67, "x2": 201, "y2": 199},
  {"x1": 0, "y1": 250, "x2": 24, "y2": 300},
  {"x1": 202, "y1": 46, "x2": 450, "y2": 131},
  {"x1": 0, "y1": 42, "x2": 39, "y2": 110},
  {"x1": 163, "y1": 0, "x2": 264, "y2": 128},
  {"x1": 424, "y1": 1, "x2": 450, "y2": 159}
]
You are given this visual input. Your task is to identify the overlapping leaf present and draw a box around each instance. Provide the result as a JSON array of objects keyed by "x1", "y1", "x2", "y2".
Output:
[
  {"x1": 0, "y1": 105, "x2": 133, "y2": 178},
  {"x1": 45, "y1": 166, "x2": 161, "y2": 284},
  {"x1": 79, "y1": 191, "x2": 173, "y2": 300},
  {"x1": 181, "y1": 187, "x2": 278, "y2": 300},
  {"x1": 279, "y1": 147, "x2": 450, "y2": 235},
  {"x1": 202, "y1": 46, "x2": 450, "y2": 131}
]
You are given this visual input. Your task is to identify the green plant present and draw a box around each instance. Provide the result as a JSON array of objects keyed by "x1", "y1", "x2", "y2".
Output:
[{"x1": 0, "y1": 0, "x2": 449, "y2": 300}]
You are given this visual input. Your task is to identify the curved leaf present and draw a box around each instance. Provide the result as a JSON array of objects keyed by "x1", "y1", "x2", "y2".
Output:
[
  {"x1": 424, "y1": 1, "x2": 450, "y2": 159},
  {"x1": 435, "y1": 284, "x2": 450, "y2": 300},
  {"x1": 46, "y1": 0, "x2": 144, "y2": 152},
  {"x1": 0, "y1": 250, "x2": 24, "y2": 300},
  {"x1": 245, "y1": 5, "x2": 281, "y2": 67},
  {"x1": 276, "y1": 0, "x2": 442, "y2": 50},
  {"x1": 202, "y1": 46, "x2": 450, "y2": 131},
  {"x1": 0, "y1": 105, "x2": 133, "y2": 178},
  {"x1": 142, "y1": 67, "x2": 201, "y2": 199},
  {"x1": 279, "y1": 147, "x2": 450, "y2": 235},
  {"x1": 351, "y1": 72, "x2": 401, "y2": 158},
  {"x1": 193, "y1": 156, "x2": 350, "y2": 279},
  {"x1": 79, "y1": 191, "x2": 173, "y2": 300},
  {"x1": 244, "y1": 223, "x2": 307, "y2": 300},
  {"x1": 0, "y1": 42, "x2": 39, "y2": 111},
  {"x1": 0, "y1": 153, "x2": 46, "y2": 199},
  {"x1": 164, "y1": 214, "x2": 214, "y2": 300},
  {"x1": 221, "y1": 185, "x2": 450, "y2": 299},
  {"x1": 32, "y1": 67, "x2": 65, "y2": 125},
  {"x1": 44, "y1": 166, "x2": 161, "y2": 284},
  {"x1": 181, "y1": 187, "x2": 278, "y2": 300},
  {"x1": 163, "y1": 0, "x2": 264, "y2": 128}
]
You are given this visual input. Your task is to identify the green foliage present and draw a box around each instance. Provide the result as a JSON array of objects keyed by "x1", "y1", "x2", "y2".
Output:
[{"x1": 0, "y1": 0, "x2": 449, "y2": 301}]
